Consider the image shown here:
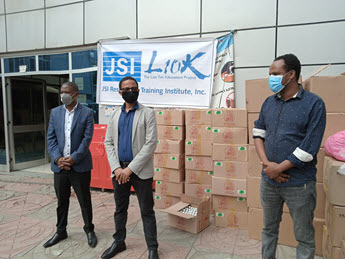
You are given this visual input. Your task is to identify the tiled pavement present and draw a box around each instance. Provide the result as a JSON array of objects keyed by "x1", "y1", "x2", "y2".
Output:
[{"x1": 0, "y1": 166, "x2": 323, "y2": 259}]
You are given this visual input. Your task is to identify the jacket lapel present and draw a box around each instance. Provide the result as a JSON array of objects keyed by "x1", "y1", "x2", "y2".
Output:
[
  {"x1": 71, "y1": 104, "x2": 82, "y2": 132},
  {"x1": 113, "y1": 108, "x2": 121, "y2": 143},
  {"x1": 59, "y1": 106, "x2": 66, "y2": 146},
  {"x1": 132, "y1": 105, "x2": 142, "y2": 142}
]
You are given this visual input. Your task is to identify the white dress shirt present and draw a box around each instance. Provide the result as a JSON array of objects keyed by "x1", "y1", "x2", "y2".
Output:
[{"x1": 63, "y1": 103, "x2": 78, "y2": 157}]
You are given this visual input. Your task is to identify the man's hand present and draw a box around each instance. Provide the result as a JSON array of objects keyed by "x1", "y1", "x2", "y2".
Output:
[
  {"x1": 262, "y1": 161, "x2": 290, "y2": 182},
  {"x1": 121, "y1": 167, "x2": 133, "y2": 184},
  {"x1": 63, "y1": 156, "x2": 75, "y2": 167},
  {"x1": 57, "y1": 157, "x2": 70, "y2": 170}
]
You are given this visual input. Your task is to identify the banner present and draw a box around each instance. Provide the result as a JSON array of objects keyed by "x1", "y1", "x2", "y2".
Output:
[
  {"x1": 211, "y1": 33, "x2": 235, "y2": 108},
  {"x1": 97, "y1": 38, "x2": 217, "y2": 108}
]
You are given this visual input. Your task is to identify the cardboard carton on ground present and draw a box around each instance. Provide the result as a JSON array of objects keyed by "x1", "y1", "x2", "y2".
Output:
[
  {"x1": 163, "y1": 194, "x2": 211, "y2": 234},
  {"x1": 153, "y1": 167, "x2": 185, "y2": 183},
  {"x1": 213, "y1": 161, "x2": 248, "y2": 179},
  {"x1": 185, "y1": 140, "x2": 212, "y2": 156},
  {"x1": 185, "y1": 155, "x2": 213, "y2": 171},
  {"x1": 185, "y1": 169, "x2": 213, "y2": 185},
  {"x1": 214, "y1": 210, "x2": 248, "y2": 229},
  {"x1": 322, "y1": 113, "x2": 345, "y2": 147},
  {"x1": 248, "y1": 145, "x2": 262, "y2": 177},
  {"x1": 157, "y1": 125, "x2": 185, "y2": 140},
  {"x1": 211, "y1": 127, "x2": 248, "y2": 144},
  {"x1": 303, "y1": 75, "x2": 345, "y2": 113},
  {"x1": 211, "y1": 108, "x2": 248, "y2": 127},
  {"x1": 248, "y1": 208, "x2": 324, "y2": 255},
  {"x1": 213, "y1": 144, "x2": 248, "y2": 161},
  {"x1": 316, "y1": 148, "x2": 325, "y2": 183},
  {"x1": 154, "y1": 193, "x2": 180, "y2": 209},
  {"x1": 212, "y1": 195, "x2": 247, "y2": 212},
  {"x1": 184, "y1": 183, "x2": 212, "y2": 199},
  {"x1": 247, "y1": 112, "x2": 259, "y2": 145},
  {"x1": 186, "y1": 124, "x2": 212, "y2": 141},
  {"x1": 245, "y1": 79, "x2": 271, "y2": 113},
  {"x1": 212, "y1": 176, "x2": 246, "y2": 198},
  {"x1": 185, "y1": 109, "x2": 212, "y2": 125},
  {"x1": 322, "y1": 226, "x2": 342, "y2": 259},
  {"x1": 325, "y1": 200, "x2": 345, "y2": 247},
  {"x1": 323, "y1": 156, "x2": 345, "y2": 206},
  {"x1": 155, "y1": 139, "x2": 184, "y2": 154},
  {"x1": 155, "y1": 181, "x2": 184, "y2": 197},
  {"x1": 154, "y1": 153, "x2": 185, "y2": 170},
  {"x1": 341, "y1": 240, "x2": 345, "y2": 259},
  {"x1": 155, "y1": 110, "x2": 185, "y2": 125}
]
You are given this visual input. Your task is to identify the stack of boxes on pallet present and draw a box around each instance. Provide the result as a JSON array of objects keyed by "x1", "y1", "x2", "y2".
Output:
[
  {"x1": 153, "y1": 110, "x2": 185, "y2": 209},
  {"x1": 184, "y1": 110, "x2": 213, "y2": 199},
  {"x1": 211, "y1": 108, "x2": 249, "y2": 229}
]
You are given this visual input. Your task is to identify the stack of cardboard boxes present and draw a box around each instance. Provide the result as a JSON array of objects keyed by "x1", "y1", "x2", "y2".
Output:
[
  {"x1": 153, "y1": 110, "x2": 185, "y2": 209},
  {"x1": 211, "y1": 108, "x2": 249, "y2": 229},
  {"x1": 184, "y1": 110, "x2": 213, "y2": 199}
]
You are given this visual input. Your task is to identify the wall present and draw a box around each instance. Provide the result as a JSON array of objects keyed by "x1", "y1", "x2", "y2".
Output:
[{"x1": 1, "y1": 0, "x2": 345, "y2": 108}]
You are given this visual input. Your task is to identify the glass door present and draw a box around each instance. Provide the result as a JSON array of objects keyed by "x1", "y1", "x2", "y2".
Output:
[
  {"x1": 6, "y1": 78, "x2": 48, "y2": 170},
  {"x1": 0, "y1": 82, "x2": 6, "y2": 168}
]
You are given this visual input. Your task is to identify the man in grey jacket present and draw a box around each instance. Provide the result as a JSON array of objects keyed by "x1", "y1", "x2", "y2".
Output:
[{"x1": 102, "y1": 76, "x2": 159, "y2": 259}]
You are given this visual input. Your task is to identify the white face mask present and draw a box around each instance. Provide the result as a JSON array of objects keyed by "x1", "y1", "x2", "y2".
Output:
[{"x1": 60, "y1": 92, "x2": 77, "y2": 106}]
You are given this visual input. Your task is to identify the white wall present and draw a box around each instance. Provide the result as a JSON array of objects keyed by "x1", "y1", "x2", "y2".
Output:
[{"x1": 1, "y1": 0, "x2": 345, "y2": 107}]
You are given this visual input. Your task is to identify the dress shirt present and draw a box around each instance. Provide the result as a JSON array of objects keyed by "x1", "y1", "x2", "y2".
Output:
[{"x1": 63, "y1": 103, "x2": 78, "y2": 157}]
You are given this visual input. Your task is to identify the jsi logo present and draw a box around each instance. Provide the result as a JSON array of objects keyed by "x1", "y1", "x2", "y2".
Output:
[{"x1": 103, "y1": 51, "x2": 142, "y2": 82}]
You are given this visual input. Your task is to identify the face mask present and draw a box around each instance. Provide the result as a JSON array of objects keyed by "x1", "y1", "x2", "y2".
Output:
[
  {"x1": 122, "y1": 91, "x2": 139, "y2": 103},
  {"x1": 268, "y1": 71, "x2": 291, "y2": 94},
  {"x1": 60, "y1": 92, "x2": 76, "y2": 106}
]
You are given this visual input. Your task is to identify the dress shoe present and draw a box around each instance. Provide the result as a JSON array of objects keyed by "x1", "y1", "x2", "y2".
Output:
[
  {"x1": 148, "y1": 249, "x2": 159, "y2": 259},
  {"x1": 87, "y1": 231, "x2": 97, "y2": 247},
  {"x1": 43, "y1": 232, "x2": 68, "y2": 248},
  {"x1": 101, "y1": 242, "x2": 126, "y2": 259}
]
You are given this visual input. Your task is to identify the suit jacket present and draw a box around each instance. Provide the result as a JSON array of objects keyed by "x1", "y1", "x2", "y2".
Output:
[
  {"x1": 104, "y1": 103, "x2": 157, "y2": 180},
  {"x1": 47, "y1": 104, "x2": 94, "y2": 173}
]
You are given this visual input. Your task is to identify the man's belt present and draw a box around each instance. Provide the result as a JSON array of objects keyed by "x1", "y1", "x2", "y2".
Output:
[{"x1": 120, "y1": 161, "x2": 131, "y2": 169}]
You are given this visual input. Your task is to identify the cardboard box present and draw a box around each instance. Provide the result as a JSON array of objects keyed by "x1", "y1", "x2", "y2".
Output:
[
  {"x1": 304, "y1": 75, "x2": 345, "y2": 113},
  {"x1": 185, "y1": 140, "x2": 212, "y2": 156},
  {"x1": 214, "y1": 210, "x2": 248, "y2": 229},
  {"x1": 163, "y1": 194, "x2": 211, "y2": 234},
  {"x1": 186, "y1": 124, "x2": 212, "y2": 141},
  {"x1": 154, "y1": 193, "x2": 180, "y2": 209},
  {"x1": 155, "y1": 110, "x2": 185, "y2": 125},
  {"x1": 185, "y1": 155, "x2": 213, "y2": 171},
  {"x1": 154, "y1": 153, "x2": 185, "y2": 169},
  {"x1": 211, "y1": 108, "x2": 248, "y2": 127},
  {"x1": 316, "y1": 148, "x2": 325, "y2": 183},
  {"x1": 211, "y1": 127, "x2": 248, "y2": 144},
  {"x1": 212, "y1": 195, "x2": 247, "y2": 212},
  {"x1": 248, "y1": 145, "x2": 262, "y2": 177},
  {"x1": 247, "y1": 113, "x2": 259, "y2": 145},
  {"x1": 153, "y1": 167, "x2": 185, "y2": 183},
  {"x1": 213, "y1": 161, "x2": 248, "y2": 179},
  {"x1": 185, "y1": 109, "x2": 212, "y2": 125},
  {"x1": 323, "y1": 156, "x2": 345, "y2": 206},
  {"x1": 157, "y1": 125, "x2": 185, "y2": 140},
  {"x1": 341, "y1": 240, "x2": 345, "y2": 259},
  {"x1": 155, "y1": 181, "x2": 184, "y2": 197},
  {"x1": 315, "y1": 183, "x2": 325, "y2": 219},
  {"x1": 213, "y1": 144, "x2": 248, "y2": 161},
  {"x1": 246, "y1": 79, "x2": 272, "y2": 113},
  {"x1": 322, "y1": 113, "x2": 345, "y2": 147},
  {"x1": 184, "y1": 183, "x2": 212, "y2": 199},
  {"x1": 212, "y1": 176, "x2": 246, "y2": 197},
  {"x1": 322, "y1": 226, "x2": 342, "y2": 259},
  {"x1": 325, "y1": 200, "x2": 345, "y2": 247},
  {"x1": 155, "y1": 139, "x2": 184, "y2": 154},
  {"x1": 185, "y1": 169, "x2": 213, "y2": 184}
]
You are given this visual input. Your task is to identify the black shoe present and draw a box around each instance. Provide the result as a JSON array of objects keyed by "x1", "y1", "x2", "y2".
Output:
[
  {"x1": 87, "y1": 231, "x2": 97, "y2": 247},
  {"x1": 43, "y1": 232, "x2": 68, "y2": 248},
  {"x1": 101, "y1": 242, "x2": 126, "y2": 259},
  {"x1": 148, "y1": 249, "x2": 159, "y2": 259}
]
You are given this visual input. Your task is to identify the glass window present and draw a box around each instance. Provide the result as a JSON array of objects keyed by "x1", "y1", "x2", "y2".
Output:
[
  {"x1": 72, "y1": 49, "x2": 97, "y2": 69},
  {"x1": 39, "y1": 53, "x2": 69, "y2": 71},
  {"x1": 4, "y1": 56, "x2": 36, "y2": 73},
  {"x1": 72, "y1": 71, "x2": 98, "y2": 123},
  {"x1": 14, "y1": 131, "x2": 45, "y2": 163},
  {"x1": 0, "y1": 83, "x2": 6, "y2": 164}
]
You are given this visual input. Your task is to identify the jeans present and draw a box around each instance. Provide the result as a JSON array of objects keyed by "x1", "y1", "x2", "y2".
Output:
[
  {"x1": 112, "y1": 172, "x2": 158, "y2": 250},
  {"x1": 260, "y1": 178, "x2": 316, "y2": 259}
]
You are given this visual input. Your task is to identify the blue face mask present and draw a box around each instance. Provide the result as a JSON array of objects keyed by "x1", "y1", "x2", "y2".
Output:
[{"x1": 268, "y1": 72, "x2": 291, "y2": 93}]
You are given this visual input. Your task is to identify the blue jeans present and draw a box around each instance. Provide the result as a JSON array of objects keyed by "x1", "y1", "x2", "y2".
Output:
[{"x1": 260, "y1": 178, "x2": 316, "y2": 259}]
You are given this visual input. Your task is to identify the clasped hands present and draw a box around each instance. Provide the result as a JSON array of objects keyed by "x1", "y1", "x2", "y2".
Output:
[
  {"x1": 57, "y1": 156, "x2": 75, "y2": 171},
  {"x1": 114, "y1": 167, "x2": 132, "y2": 184},
  {"x1": 261, "y1": 161, "x2": 290, "y2": 183}
]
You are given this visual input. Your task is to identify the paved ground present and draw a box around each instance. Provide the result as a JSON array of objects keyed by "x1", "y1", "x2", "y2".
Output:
[{"x1": 0, "y1": 166, "x2": 323, "y2": 259}]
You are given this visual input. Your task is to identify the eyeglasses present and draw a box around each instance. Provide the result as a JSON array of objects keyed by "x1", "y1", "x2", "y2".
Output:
[{"x1": 120, "y1": 87, "x2": 139, "y2": 92}]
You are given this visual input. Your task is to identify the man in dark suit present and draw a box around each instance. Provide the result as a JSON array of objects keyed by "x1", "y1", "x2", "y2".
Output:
[{"x1": 44, "y1": 81, "x2": 97, "y2": 248}]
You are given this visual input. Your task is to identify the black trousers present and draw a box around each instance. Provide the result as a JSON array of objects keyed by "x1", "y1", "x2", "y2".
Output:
[
  {"x1": 54, "y1": 169, "x2": 94, "y2": 234},
  {"x1": 112, "y1": 172, "x2": 158, "y2": 250}
]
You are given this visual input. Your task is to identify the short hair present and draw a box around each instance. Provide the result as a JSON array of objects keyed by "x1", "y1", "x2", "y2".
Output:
[
  {"x1": 274, "y1": 54, "x2": 301, "y2": 82},
  {"x1": 119, "y1": 76, "x2": 138, "y2": 90},
  {"x1": 62, "y1": 81, "x2": 79, "y2": 93}
]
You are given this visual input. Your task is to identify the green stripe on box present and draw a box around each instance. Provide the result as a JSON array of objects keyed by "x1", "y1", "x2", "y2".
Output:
[
  {"x1": 208, "y1": 171, "x2": 214, "y2": 175},
  {"x1": 215, "y1": 110, "x2": 222, "y2": 115},
  {"x1": 155, "y1": 196, "x2": 161, "y2": 200},
  {"x1": 187, "y1": 157, "x2": 193, "y2": 161},
  {"x1": 158, "y1": 111, "x2": 163, "y2": 115},
  {"x1": 174, "y1": 126, "x2": 180, "y2": 130},
  {"x1": 215, "y1": 162, "x2": 222, "y2": 166},
  {"x1": 238, "y1": 147, "x2": 246, "y2": 151},
  {"x1": 238, "y1": 190, "x2": 246, "y2": 194},
  {"x1": 207, "y1": 110, "x2": 211, "y2": 114},
  {"x1": 216, "y1": 213, "x2": 224, "y2": 217},
  {"x1": 212, "y1": 129, "x2": 220, "y2": 133},
  {"x1": 205, "y1": 189, "x2": 211, "y2": 193},
  {"x1": 171, "y1": 157, "x2": 176, "y2": 160},
  {"x1": 157, "y1": 141, "x2": 160, "y2": 144},
  {"x1": 186, "y1": 141, "x2": 192, "y2": 145},
  {"x1": 155, "y1": 168, "x2": 160, "y2": 172},
  {"x1": 237, "y1": 197, "x2": 245, "y2": 201},
  {"x1": 206, "y1": 127, "x2": 211, "y2": 131},
  {"x1": 156, "y1": 181, "x2": 161, "y2": 184}
]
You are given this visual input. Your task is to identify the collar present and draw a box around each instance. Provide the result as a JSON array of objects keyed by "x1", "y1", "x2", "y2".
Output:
[
  {"x1": 64, "y1": 102, "x2": 78, "y2": 112},
  {"x1": 276, "y1": 84, "x2": 304, "y2": 100},
  {"x1": 121, "y1": 102, "x2": 139, "y2": 112}
]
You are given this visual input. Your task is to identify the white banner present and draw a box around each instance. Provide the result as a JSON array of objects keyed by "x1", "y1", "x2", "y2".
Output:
[
  {"x1": 97, "y1": 38, "x2": 217, "y2": 108},
  {"x1": 211, "y1": 33, "x2": 235, "y2": 108}
]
